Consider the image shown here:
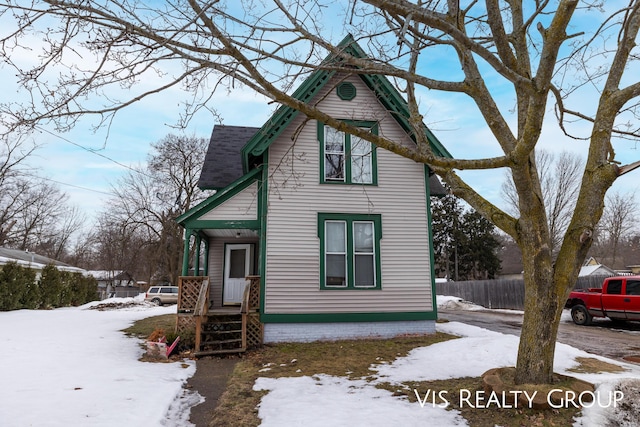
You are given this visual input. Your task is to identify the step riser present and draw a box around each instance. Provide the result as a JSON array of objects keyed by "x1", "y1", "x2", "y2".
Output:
[{"x1": 196, "y1": 314, "x2": 245, "y2": 355}]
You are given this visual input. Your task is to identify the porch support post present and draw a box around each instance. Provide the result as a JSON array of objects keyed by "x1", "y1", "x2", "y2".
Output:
[
  {"x1": 203, "y1": 237, "x2": 210, "y2": 276},
  {"x1": 182, "y1": 229, "x2": 192, "y2": 276},
  {"x1": 194, "y1": 233, "x2": 202, "y2": 276}
]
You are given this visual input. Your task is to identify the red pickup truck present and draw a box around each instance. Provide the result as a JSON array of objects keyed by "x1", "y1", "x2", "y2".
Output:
[{"x1": 565, "y1": 275, "x2": 640, "y2": 325}]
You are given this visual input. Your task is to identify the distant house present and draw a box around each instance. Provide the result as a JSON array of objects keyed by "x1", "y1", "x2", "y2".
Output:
[
  {"x1": 578, "y1": 264, "x2": 616, "y2": 277},
  {"x1": 578, "y1": 257, "x2": 616, "y2": 277},
  {"x1": 176, "y1": 35, "x2": 452, "y2": 345},
  {"x1": 0, "y1": 247, "x2": 86, "y2": 278},
  {"x1": 86, "y1": 270, "x2": 138, "y2": 299}
]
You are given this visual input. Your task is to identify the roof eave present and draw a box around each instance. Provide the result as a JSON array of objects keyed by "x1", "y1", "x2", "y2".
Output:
[{"x1": 240, "y1": 34, "x2": 453, "y2": 168}]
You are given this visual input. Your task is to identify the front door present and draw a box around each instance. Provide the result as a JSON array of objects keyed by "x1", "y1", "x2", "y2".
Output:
[{"x1": 223, "y1": 244, "x2": 252, "y2": 305}]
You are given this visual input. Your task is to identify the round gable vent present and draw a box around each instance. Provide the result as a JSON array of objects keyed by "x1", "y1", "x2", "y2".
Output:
[{"x1": 336, "y1": 82, "x2": 356, "y2": 101}]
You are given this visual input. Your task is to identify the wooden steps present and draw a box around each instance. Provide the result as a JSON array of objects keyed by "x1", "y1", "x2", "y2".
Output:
[{"x1": 194, "y1": 313, "x2": 245, "y2": 357}]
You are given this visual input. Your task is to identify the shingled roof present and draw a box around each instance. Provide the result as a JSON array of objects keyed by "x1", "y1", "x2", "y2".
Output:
[{"x1": 198, "y1": 125, "x2": 260, "y2": 190}]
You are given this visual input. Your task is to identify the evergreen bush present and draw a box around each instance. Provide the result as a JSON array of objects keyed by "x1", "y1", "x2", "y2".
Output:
[{"x1": 0, "y1": 262, "x2": 98, "y2": 311}]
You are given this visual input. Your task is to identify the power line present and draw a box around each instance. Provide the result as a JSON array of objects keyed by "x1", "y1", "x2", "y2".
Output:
[
  {"x1": 16, "y1": 171, "x2": 113, "y2": 196},
  {"x1": 34, "y1": 125, "x2": 155, "y2": 179}
]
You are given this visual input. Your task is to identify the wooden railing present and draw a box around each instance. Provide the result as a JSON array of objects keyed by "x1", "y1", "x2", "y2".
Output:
[
  {"x1": 176, "y1": 276, "x2": 209, "y2": 338},
  {"x1": 176, "y1": 275, "x2": 263, "y2": 352},
  {"x1": 194, "y1": 280, "x2": 210, "y2": 316},
  {"x1": 242, "y1": 275, "x2": 262, "y2": 349}
]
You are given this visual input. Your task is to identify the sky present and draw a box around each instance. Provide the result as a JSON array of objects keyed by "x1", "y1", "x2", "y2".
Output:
[
  {"x1": 1, "y1": 294, "x2": 639, "y2": 427},
  {"x1": 2, "y1": 3, "x2": 639, "y2": 231}
]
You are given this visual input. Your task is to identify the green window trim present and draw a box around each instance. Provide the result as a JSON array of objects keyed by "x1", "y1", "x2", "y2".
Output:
[
  {"x1": 318, "y1": 213, "x2": 382, "y2": 290},
  {"x1": 318, "y1": 120, "x2": 378, "y2": 185}
]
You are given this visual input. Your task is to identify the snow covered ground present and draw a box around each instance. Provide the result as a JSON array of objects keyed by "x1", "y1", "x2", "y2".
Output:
[
  {"x1": 255, "y1": 297, "x2": 640, "y2": 427},
  {"x1": 0, "y1": 296, "x2": 201, "y2": 427},
  {"x1": 1, "y1": 294, "x2": 639, "y2": 426}
]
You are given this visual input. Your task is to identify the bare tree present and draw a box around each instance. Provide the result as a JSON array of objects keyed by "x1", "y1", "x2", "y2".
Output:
[
  {"x1": 102, "y1": 134, "x2": 208, "y2": 284},
  {"x1": 94, "y1": 212, "x2": 147, "y2": 281},
  {"x1": 596, "y1": 191, "x2": 638, "y2": 269},
  {"x1": 502, "y1": 150, "x2": 584, "y2": 255},
  {"x1": 0, "y1": 136, "x2": 37, "y2": 244},
  {"x1": 2, "y1": 1, "x2": 640, "y2": 385}
]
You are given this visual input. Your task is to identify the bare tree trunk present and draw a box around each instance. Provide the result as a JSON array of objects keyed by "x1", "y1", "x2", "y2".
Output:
[{"x1": 516, "y1": 273, "x2": 563, "y2": 384}]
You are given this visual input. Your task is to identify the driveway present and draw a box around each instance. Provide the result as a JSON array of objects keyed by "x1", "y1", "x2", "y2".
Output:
[{"x1": 438, "y1": 308, "x2": 640, "y2": 364}]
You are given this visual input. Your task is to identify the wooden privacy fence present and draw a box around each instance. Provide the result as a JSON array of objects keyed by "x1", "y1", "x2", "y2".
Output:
[{"x1": 436, "y1": 275, "x2": 610, "y2": 310}]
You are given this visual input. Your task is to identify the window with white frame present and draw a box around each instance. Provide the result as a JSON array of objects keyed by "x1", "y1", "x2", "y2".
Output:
[{"x1": 318, "y1": 213, "x2": 382, "y2": 290}]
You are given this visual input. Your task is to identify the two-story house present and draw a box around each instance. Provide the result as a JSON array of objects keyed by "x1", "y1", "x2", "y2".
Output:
[{"x1": 176, "y1": 35, "x2": 451, "y2": 351}]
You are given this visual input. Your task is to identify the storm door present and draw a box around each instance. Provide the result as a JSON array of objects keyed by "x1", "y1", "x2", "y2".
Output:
[{"x1": 223, "y1": 244, "x2": 252, "y2": 305}]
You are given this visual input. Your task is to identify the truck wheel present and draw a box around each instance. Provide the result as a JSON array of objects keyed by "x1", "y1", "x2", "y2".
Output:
[{"x1": 571, "y1": 305, "x2": 592, "y2": 326}]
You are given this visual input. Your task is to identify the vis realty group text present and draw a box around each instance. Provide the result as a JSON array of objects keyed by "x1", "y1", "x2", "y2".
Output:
[{"x1": 414, "y1": 389, "x2": 624, "y2": 409}]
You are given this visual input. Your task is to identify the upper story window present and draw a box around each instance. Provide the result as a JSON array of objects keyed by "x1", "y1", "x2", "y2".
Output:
[{"x1": 319, "y1": 121, "x2": 378, "y2": 185}]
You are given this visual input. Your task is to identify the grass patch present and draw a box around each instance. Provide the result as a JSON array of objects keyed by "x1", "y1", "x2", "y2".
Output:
[
  {"x1": 210, "y1": 333, "x2": 587, "y2": 427},
  {"x1": 210, "y1": 333, "x2": 453, "y2": 427},
  {"x1": 122, "y1": 314, "x2": 177, "y2": 338},
  {"x1": 122, "y1": 313, "x2": 195, "y2": 352},
  {"x1": 567, "y1": 357, "x2": 627, "y2": 374}
]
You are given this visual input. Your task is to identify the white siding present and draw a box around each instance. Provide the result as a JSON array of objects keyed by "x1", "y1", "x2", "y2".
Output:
[
  {"x1": 264, "y1": 75, "x2": 434, "y2": 315},
  {"x1": 207, "y1": 237, "x2": 225, "y2": 308},
  {"x1": 198, "y1": 182, "x2": 258, "y2": 221}
]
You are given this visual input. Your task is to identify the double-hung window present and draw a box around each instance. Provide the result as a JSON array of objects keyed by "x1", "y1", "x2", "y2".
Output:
[
  {"x1": 318, "y1": 213, "x2": 382, "y2": 290},
  {"x1": 319, "y1": 121, "x2": 378, "y2": 184}
]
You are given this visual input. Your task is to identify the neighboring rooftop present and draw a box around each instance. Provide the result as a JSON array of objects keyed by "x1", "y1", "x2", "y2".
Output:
[{"x1": 0, "y1": 247, "x2": 86, "y2": 274}]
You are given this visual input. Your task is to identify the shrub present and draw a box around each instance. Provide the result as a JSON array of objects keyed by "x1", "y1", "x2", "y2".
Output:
[
  {"x1": 39, "y1": 265, "x2": 63, "y2": 308},
  {"x1": 0, "y1": 263, "x2": 35, "y2": 310},
  {"x1": 0, "y1": 262, "x2": 98, "y2": 311},
  {"x1": 18, "y1": 267, "x2": 40, "y2": 309}
]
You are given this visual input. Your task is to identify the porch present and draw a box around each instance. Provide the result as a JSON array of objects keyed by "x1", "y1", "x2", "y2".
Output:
[{"x1": 176, "y1": 275, "x2": 263, "y2": 357}]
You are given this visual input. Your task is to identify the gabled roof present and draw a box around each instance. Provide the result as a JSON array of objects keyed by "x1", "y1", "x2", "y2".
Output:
[
  {"x1": 191, "y1": 35, "x2": 452, "y2": 210},
  {"x1": 241, "y1": 34, "x2": 452, "y2": 172},
  {"x1": 578, "y1": 264, "x2": 616, "y2": 277},
  {"x1": 199, "y1": 125, "x2": 261, "y2": 190}
]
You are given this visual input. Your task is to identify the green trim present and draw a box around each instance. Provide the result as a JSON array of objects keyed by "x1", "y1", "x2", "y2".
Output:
[
  {"x1": 357, "y1": 71, "x2": 451, "y2": 157},
  {"x1": 203, "y1": 239, "x2": 210, "y2": 276},
  {"x1": 261, "y1": 310, "x2": 437, "y2": 323},
  {"x1": 176, "y1": 167, "x2": 262, "y2": 226},
  {"x1": 317, "y1": 213, "x2": 382, "y2": 290},
  {"x1": 425, "y1": 167, "x2": 438, "y2": 317},
  {"x1": 181, "y1": 229, "x2": 192, "y2": 276},
  {"x1": 184, "y1": 219, "x2": 260, "y2": 230},
  {"x1": 241, "y1": 69, "x2": 336, "y2": 171},
  {"x1": 318, "y1": 120, "x2": 378, "y2": 185},
  {"x1": 240, "y1": 34, "x2": 452, "y2": 172},
  {"x1": 258, "y1": 151, "x2": 269, "y2": 318}
]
